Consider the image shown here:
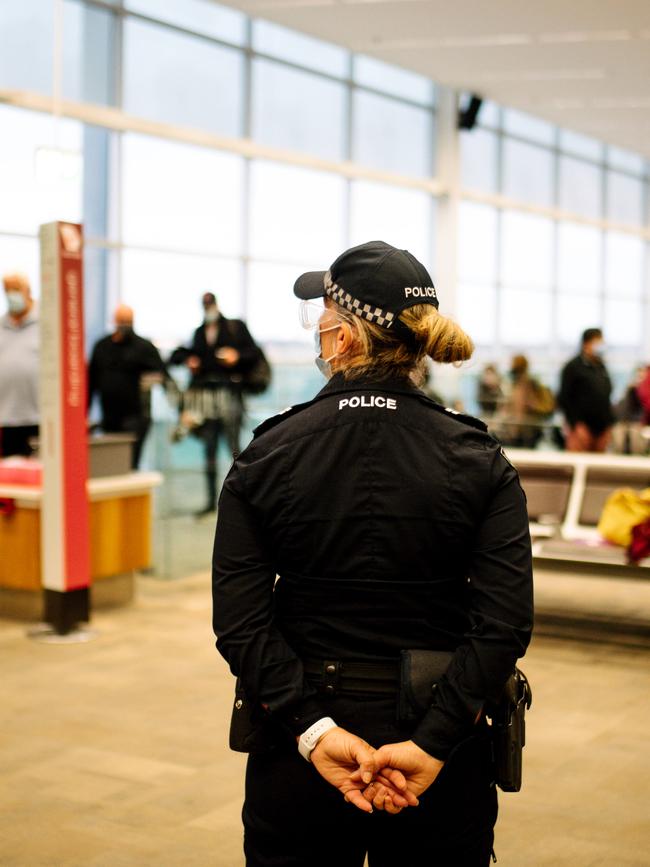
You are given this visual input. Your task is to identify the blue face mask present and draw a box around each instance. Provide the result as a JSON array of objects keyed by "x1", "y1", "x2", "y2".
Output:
[
  {"x1": 314, "y1": 323, "x2": 340, "y2": 379},
  {"x1": 6, "y1": 290, "x2": 27, "y2": 315}
]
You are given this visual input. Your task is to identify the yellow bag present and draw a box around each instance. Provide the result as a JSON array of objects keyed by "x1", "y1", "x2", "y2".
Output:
[{"x1": 597, "y1": 488, "x2": 650, "y2": 547}]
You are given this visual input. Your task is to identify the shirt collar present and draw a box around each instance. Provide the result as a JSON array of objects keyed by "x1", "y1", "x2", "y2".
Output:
[{"x1": 317, "y1": 370, "x2": 422, "y2": 399}]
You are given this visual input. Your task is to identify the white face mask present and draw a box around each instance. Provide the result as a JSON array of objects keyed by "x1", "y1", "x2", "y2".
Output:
[
  {"x1": 314, "y1": 323, "x2": 340, "y2": 380},
  {"x1": 6, "y1": 290, "x2": 27, "y2": 315}
]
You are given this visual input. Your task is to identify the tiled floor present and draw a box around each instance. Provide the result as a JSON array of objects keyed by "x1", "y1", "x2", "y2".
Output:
[{"x1": 1, "y1": 573, "x2": 649, "y2": 866}]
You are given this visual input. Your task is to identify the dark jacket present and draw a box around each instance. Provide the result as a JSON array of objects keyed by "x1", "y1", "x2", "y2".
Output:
[
  {"x1": 88, "y1": 331, "x2": 166, "y2": 427},
  {"x1": 558, "y1": 354, "x2": 614, "y2": 434},
  {"x1": 212, "y1": 374, "x2": 533, "y2": 760},
  {"x1": 187, "y1": 316, "x2": 259, "y2": 390}
]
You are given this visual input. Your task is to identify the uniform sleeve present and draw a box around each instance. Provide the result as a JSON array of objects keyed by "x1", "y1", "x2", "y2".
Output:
[
  {"x1": 212, "y1": 464, "x2": 326, "y2": 736},
  {"x1": 144, "y1": 340, "x2": 167, "y2": 375},
  {"x1": 411, "y1": 450, "x2": 533, "y2": 760}
]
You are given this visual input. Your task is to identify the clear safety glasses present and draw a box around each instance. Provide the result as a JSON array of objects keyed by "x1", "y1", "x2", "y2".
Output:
[{"x1": 299, "y1": 300, "x2": 327, "y2": 331}]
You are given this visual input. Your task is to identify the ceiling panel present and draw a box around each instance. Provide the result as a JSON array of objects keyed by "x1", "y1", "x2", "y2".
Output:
[{"x1": 219, "y1": 0, "x2": 650, "y2": 159}]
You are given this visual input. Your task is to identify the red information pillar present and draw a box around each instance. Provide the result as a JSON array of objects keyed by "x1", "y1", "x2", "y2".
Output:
[{"x1": 39, "y1": 222, "x2": 90, "y2": 634}]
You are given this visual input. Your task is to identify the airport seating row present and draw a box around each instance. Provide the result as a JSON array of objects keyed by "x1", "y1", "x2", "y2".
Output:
[{"x1": 507, "y1": 449, "x2": 650, "y2": 573}]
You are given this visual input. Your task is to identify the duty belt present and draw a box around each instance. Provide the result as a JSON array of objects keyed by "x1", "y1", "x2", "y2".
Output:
[{"x1": 303, "y1": 658, "x2": 399, "y2": 696}]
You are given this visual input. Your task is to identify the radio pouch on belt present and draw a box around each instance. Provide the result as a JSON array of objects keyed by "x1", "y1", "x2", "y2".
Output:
[
  {"x1": 228, "y1": 678, "x2": 290, "y2": 754},
  {"x1": 399, "y1": 649, "x2": 453, "y2": 721}
]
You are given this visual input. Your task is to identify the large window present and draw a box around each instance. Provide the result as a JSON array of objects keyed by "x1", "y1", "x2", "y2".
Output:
[
  {"x1": 0, "y1": 0, "x2": 648, "y2": 370},
  {"x1": 349, "y1": 182, "x2": 432, "y2": 263},
  {"x1": 122, "y1": 19, "x2": 244, "y2": 135},
  {"x1": 352, "y1": 91, "x2": 433, "y2": 178},
  {"x1": 121, "y1": 134, "x2": 244, "y2": 256},
  {"x1": 460, "y1": 98, "x2": 650, "y2": 358},
  {"x1": 558, "y1": 157, "x2": 602, "y2": 218},
  {"x1": 251, "y1": 60, "x2": 347, "y2": 161},
  {"x1": 249, "y1": 162, "x2": 346, "y2": 265},
  {"x1": 0, "y1": 106, "x2": 83, "y2": 236},
  {"x1": 0, "y1": 1, "x2": 53, "y2": 94},
  {"x1": 126, "y1": 0, "x2": 247, "y2": 44},
  {"x1": 502, "y1": 140, "x2": 554, "y2": 208},
  {"x1": 460, "y1": 128, "x2": 498, "y2": 193}
]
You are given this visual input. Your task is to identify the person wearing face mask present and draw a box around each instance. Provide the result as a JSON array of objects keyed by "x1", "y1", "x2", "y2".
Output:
[
  {"x1": 0, "y1": 272, "x2": 39, "y2": 457},
  {"x1": 212, "y1": 241, "x2": 533, "y2": 867},
  {"x1": 177, "y1": 292, "x2": 261, "y2": 518},
  {"x1": 558, "y1": 327, "x2": 614, "y2": 452},
  {"x1": 87, "y1": 305, "x2": 167, "y2": 468}
]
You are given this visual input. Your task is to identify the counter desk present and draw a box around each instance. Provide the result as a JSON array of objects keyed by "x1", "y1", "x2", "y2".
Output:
[{"x1": 0, "y1": 471, "x2": 162, "y2": 619}]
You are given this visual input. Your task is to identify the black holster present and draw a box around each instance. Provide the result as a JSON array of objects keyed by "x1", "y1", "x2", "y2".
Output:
[{"x1": 488, "y1": 667, "x2": 532, "y2": 792}]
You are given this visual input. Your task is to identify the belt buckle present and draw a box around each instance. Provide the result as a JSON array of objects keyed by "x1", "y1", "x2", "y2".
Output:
[{"x1": 322, "y1": 660, "x2": 341, "y2": 696}]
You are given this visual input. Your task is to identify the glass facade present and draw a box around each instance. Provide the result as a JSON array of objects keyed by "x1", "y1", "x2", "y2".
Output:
[
  {"x1": 458, "y1": 104, "x2": 650, "y2": 355},
  {"x1": 0, "y1": 0, "x2": 443, "y2": 357},
  {"x1": 1, "y1": 1, "x2": 648, "y2": 364},
  {"x1": 1, "y1": 0, "x2": 649, "y2": 576}
]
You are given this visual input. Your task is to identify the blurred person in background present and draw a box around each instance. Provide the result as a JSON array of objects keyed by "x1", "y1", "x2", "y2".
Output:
[
  {"x1": 88, "y1": 304, "x2": 167, "y2": 469},
  {"x1": 175, "y1": 292, "x2": 260, "y2": 518},
  {"x1": 476, "y1": 363, "x2": 503, "y2": 418},
  {"x1": 499, "y1": 355, "x2": 554, "y2": 450},
  {"x1": 0, "y1": 273, "x2": 39, "y2": 457},
  {"x1": 611, "y1": 366, "x2": 646, "y2": 454},
  {"x1": 629, "y1": 365, "x2": 650, "y2": 425},
  {"x1": 558, "y1": 328, "x2": 613, "y2": 453}
]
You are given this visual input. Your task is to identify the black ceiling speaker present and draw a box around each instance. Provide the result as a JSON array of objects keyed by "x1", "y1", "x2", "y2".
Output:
[{"x1": 458, "y1": 94, "x2": 483, "y2": 130}]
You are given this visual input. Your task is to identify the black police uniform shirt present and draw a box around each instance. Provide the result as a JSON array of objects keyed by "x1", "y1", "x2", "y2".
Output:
[{"x1": 212, "y1": 373, "x2": 533, "y2": 760}]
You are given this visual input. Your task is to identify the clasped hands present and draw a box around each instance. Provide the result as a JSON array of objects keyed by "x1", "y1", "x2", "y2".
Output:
[{"x1": 309, "y1": 726, "x2": 444, "y2": 815}]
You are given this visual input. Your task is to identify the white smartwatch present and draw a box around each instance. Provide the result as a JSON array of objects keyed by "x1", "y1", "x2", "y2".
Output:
[{"x1": 297, "y1": 717, "x2": 337, "y2": 762}]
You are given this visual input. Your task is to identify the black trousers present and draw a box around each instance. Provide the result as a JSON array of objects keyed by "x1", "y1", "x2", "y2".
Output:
[
  {"x1": 199, "y1": 416, "x2": 242, "y2": 508},
  {"x1": 243, "y1": 694, "x2": 498, "y2": 867},
  {"x1": 0, "y1": 425, "x2": 39, "y2": 457}
]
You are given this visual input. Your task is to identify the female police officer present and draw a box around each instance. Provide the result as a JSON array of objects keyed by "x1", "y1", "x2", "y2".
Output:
[{"x1": 212, "y1": 240, "x2": 533, "y2": 866}]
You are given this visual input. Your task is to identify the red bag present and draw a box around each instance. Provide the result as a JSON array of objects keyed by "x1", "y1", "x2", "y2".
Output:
[{"x1": 628, "y1": 518, "x2": 650, "y2": 564}]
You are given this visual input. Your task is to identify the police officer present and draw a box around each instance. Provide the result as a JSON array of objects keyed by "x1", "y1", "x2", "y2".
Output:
[{"x1": 212, "y1": 241, "x2": 533, "y2": 867}]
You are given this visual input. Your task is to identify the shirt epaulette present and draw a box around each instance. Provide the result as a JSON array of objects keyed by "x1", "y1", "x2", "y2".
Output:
[
  {"x1": 252, "y1": 399, "x2": 315, "y2": 438},
  {"x1": 416, "y1": 394, "x2": 488, "y2": 432}
]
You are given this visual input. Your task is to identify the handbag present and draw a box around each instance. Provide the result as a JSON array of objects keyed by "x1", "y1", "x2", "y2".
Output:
[
  {"x1": 597, "y1": 487, "x2": 650, "y2": 547},
  {"x1": 223, "y1": 319, "x2": 272, "y2": 396},
  {"x1": 240, "y1": 346, "x2": 272, "y2": 396}
]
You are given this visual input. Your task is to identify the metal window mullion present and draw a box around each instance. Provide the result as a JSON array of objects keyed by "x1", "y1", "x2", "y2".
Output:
[
  {"x1": 550, "y1": 126, "x2": 561, "y2": 362},
  {"x1": 343, "y1": 53, "x2": 354, "y2": 248},
  {"x1": 241, "y1": 17, "x2": 253, "y2": 321},
  {"x1": 598, "y1": 155, "x2": 609, "y2": 335},
  {"x1": 494, "y1": 108, "x2": 504, "y2": 358},
  {"x1": 642, "y1": 175, "x2": 650, "y2": 356},
  {"x1": 114, "y1": 0, "x2": 125, "y2": 306}
]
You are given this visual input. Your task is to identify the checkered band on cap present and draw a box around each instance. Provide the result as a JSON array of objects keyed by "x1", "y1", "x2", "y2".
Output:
[{"x1": 324, "y1": 272, "x2": 395, "y2": 329}]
